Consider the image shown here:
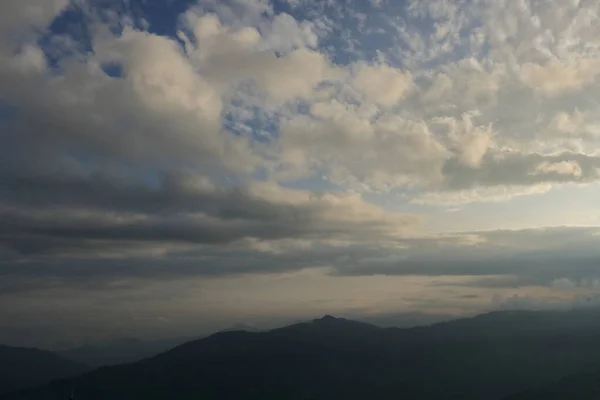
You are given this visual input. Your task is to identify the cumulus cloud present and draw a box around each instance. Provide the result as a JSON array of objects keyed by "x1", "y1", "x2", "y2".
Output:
[
  {"x1": 431, "y1": 113, "x2": 495, "y2": 168},
  {"x1": 533, "y1": 161, "x2": 583, "y2": 178},
  {"x1": 351, "y1": 62, "x2": 413, "y2": 108},
  {"x1": 520, "y1": 60, "x2": 600, "y2": 97},
  {"x1": 0, "y1": 0, "x2": 68, "y2": 34},
  {"x1": 277, "y1": 104, "x2": 448, "y2": 190},
  {"x1": 2, "y1": 0, "x2": 599, "y2": 244}
]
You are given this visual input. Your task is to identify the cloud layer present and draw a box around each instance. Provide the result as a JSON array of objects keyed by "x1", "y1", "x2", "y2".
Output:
[{"x1": 1, "y1": 0, "x2": 600, "y2": 344}]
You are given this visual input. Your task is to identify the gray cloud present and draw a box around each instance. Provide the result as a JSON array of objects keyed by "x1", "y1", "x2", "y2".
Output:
[
  {"x1": 1, "y1": 226, "x2": 599, "y2": 296},
  {"x1": 335, "y1": 227, "x2": 600, "y2": 288},
  {"x1": 442, "y1": 152, "x2": 600, "y2": 190},
  {"x1": 0, "y1": 168, "x2": 418, "y2": 255}
]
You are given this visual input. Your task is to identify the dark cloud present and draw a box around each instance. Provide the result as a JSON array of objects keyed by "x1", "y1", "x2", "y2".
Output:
[
  {"x1": 1, "y1": 225, "x2": 599, "y2": 295},
  {"x1": 334, "y1": 227, "x2": 600, "y2": 288},
  {"x1": 0, "y1": 175, "x2": 417, "y2": 251}
]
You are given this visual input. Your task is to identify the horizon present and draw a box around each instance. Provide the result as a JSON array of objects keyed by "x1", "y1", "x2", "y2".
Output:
[
  {"x1": 3, "y1": 309, "x2": 463, "y2": 349},
  {"x1": 2, "y1": 0, "x2": 600, "y2": 348},
  {"x1": 8, "y1": 306, "x2": 600, "y2": 350}
]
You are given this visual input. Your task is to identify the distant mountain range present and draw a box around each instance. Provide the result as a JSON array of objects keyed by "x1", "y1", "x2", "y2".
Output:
[
  {"x1": 56, "y1": 323, "x2": 262, "y2": 368},
  {"x1": 56, "y1": 337, "x2": 196, "y2": 368},
  {"x1": 218, "y1": 323, "x2": 263, "y2": 333},
  {"x1": 0, "y1": 345, "x2": 88, "y2": 395},
  {"x1": 5, "y1": 310, "x2": 600, "y2": 399}
]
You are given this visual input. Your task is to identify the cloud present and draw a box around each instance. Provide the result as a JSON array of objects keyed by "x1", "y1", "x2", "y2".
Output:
[
  {"x1": 533, "y1": 160, "x2": 583, "y2": 178},
  {"x1": 1, "y1": 0, "x2": 599, "y2": 272},
  {"x1": 334, "y1": 226, "x2": 600, "y2": 285},
  {"x1": 430, "y1": 112, "x2": 495, "y2": 169},
  {"x1": 6, "y1": 0, "x2": 600, "y2": 205},
  {"x1": 258, "y1": 12, "x2": 320, "y2": 51},
  {"x1": 0, "y1": 0, "x2": 68, "y2": 34},
  {"x1": 442, "y1": 152, "x2": 600, "y2": 189},
  {"x1": 412, "y1": 184, "x2": 553, "y2": 206},
  {"x1": 3, "y1": 222, "x2": 600, "y2": 297},
  {"x1": 277, "y1": 104, "x2": 449, "y2": 190},
  {"x1": 177, "y1": 9, "x2": 338, "y2": 102},
  {"x1": 551, "y1": 278, "x2": 579, "y2": 291},
  {"x1": 0, "y1": 0, "x2": 69, "y2": 71},
  {"x1": 417, "y1": 58, "x2": 506, "y2": 114},
  {"x1": 456, "y1": 128, "x2": 493, "y2": 168},
  {"x1": 351, "y1": 61, "x2": 413, "y2": 108},
  {"x1": 0, "y1": 171, "x2": 420, "y2": 255},
  {"x1": 520, "y1": 60, "x2": 600, "y2": 97},
  {"x1": 3, "y1": 0, "x2": 600, "y2": 346}
]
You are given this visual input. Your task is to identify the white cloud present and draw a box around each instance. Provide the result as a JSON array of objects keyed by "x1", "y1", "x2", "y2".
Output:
[
  {"x1": 9, "y1": 44, "x2": 47, "y2": 72},
  {"x1": 0, "y1": 0, "x2": 68, "y2": 32},
  {"x1": 178, "y1": 11, "x2": 339, "y2": 103},
  {"x1": 533, "y1": 161, "x2": 583, "y2": 178},
  {"x1": 547, "y1": 109, "x2": 600, "y2": 138},
  {"x1": 351, "y1": 62, "x2": 413, "y2": 108},
  {"x1": 520, "y1": 60, "x2": 600, "y2": 97},
  {"x1": 259, "y1": 12, "x2": 320, "y2": 51},
  {"x1": 98, "y1": 27, "x2": 222, "y2": 118},
  {"x1": 549, "y1": 110, "x2": 586, "y2": 135},
  {"x1": 431, "y1": 113, "x2": 495, "y2": 168},
  {"x1": 457, "y1": 129, "x2": 493, "y2": 168},
  {"x1": 256, "y1": 48, "x2": 337, "y2": 101},
  {"x1": 277, "y1": 102, "x2": 448, "y2": 190},
  {"x1": 416, "y1": 58, "x2": 506, "y2": 116},
  {"x1": 0, "y1": 0, "x2": 68, "y2": 59}
]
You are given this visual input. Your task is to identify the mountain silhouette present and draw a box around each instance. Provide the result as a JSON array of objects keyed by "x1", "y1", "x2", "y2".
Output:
[
  {"x1": 218, "y1": 323, "x2": 263, "y2": 333},
  {"x1": 0, "y1": 345, "x2": 88, "y2": 395},
  {"x1": 7, "y1": 310, "x2": 600, "y2": 399},
  {"x1": 502, "y1": 366, "x2": 600, "y2": 399},
  {"x1": 57, "y1": 337, "x2": 195, "y2": 368}
]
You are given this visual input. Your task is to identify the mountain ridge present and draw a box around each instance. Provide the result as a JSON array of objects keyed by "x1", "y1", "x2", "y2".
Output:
[
  {"x1": 57, "y1": 336, "x2": 197, "y2": 368},
  {"x1": 6, "y1": 309, "x2": 600, "y2": 399},
  {"x1": 0, "y1": 345, "x2": 89, "y2": 395}
]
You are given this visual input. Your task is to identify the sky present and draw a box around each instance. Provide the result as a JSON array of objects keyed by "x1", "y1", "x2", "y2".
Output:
[{"x1": 1, "y1": 0, "x2": 600, "y2": 348}]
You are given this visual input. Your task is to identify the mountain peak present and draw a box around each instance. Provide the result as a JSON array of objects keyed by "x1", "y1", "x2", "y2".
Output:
[
  {"x1": 310, "y1": 316, "x2": 378, "y2": 331},
  {"x1": 315, "y1": 315, "x2": 338, "y2": 322}
]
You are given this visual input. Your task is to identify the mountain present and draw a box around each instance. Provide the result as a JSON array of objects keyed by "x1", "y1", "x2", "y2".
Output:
[
  {"x1": 502, "y1": 367, "x2": 600, "y2": 400},
  {"x1": 358, "y1": 311, "x2": 458, "y2": 328},
  {"x1": 0, "y1": 345, "x2": 88, "y2": 395},
  {"x1": 397, "y1": 308, "x2": 600, "y2": 340},
  {"x1": 7, "y1": 310, "x2": 600, "y2": 400},
  {"x1": 218, "y1": 323, "x2": 263, "y2": 333},
  {"x1": 57, "y1": 337, "x2": 194, "y2": 368},
  {"x1": 271, "y1": 315, "x2": 379, "y2": 337}
]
